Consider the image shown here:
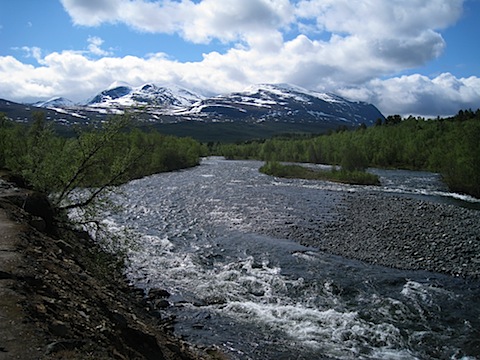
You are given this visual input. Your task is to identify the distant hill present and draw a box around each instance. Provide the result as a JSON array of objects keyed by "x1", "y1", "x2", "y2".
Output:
[
  {"x1": 33, "y1": 97, "x2": 75, "y2": 108},
  {"x1": 175, "y1": 83, "x2": 383, "y2": 126},
  {"x1": 1, "y1": 83, "x2": 385, "y2": 142}
]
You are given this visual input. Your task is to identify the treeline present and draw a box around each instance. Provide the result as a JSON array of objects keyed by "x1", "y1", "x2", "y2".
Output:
[
  {"x1": 214, "y1": 110, "x2": 480, "y2": 198},
  {"x1": 0, "y1": 112, "x2": 206, "y2": 207}
]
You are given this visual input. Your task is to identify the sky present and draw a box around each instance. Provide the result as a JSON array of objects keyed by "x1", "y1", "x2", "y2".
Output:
[{"x1": 0, "y1": 0, "x2": 479, "y2": 117}]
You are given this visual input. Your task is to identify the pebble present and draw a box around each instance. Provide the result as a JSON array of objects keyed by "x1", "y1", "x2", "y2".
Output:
[{"x1": 288, "y1": 193, "x2": 480, "y2": 278}]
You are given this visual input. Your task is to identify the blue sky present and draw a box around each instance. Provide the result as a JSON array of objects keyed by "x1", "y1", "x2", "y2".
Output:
[{"x1": 1, "y1": 0, "x2": 479, "y2": 116}]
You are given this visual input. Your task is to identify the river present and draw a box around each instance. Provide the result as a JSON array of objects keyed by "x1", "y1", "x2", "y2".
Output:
[{"x1": 100, "y1": 157, "x2": 480, "y2": 359}]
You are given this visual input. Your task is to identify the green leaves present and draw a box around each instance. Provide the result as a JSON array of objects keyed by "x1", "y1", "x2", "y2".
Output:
[
  {"x1": 215, "y1": 110, "x2": 480, "y2": 198},
  {"x1": 259, "y1": 161, "x2": 380, "y2": 186},
  {"x1": 340, "y1": 144, "x2": 368, "y2": 172},
  {"x1": 1, "y1": 113, "x2": 206, "y2": 209}
]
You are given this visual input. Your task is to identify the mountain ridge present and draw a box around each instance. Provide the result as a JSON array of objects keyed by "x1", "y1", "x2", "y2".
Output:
[
  {"x1": 173, "y1": 83, "x2": 382, "y2": 126},
  {"x1": 1, "y1": 83, "x2": 385, "y2": 141}
]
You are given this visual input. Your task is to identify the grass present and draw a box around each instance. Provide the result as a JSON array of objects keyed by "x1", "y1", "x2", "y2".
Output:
[{"x1": 259, "y1": 161, "x2": 380, "y2": 186}]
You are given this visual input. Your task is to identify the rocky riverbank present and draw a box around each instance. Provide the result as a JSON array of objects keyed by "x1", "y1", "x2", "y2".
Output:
[
  {"x1": 2, "y1": 167, "x2": 479, "y2": 359},
  {"x1": 292, "y1": 192, "x2": 480, "y2": 278},
  {"x1": 0, "y1": 173, "x2": 226, "y2": 359}
]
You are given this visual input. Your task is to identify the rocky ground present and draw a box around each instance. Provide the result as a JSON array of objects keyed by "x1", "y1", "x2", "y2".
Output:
[
  {"x1": 2, "y1": 169, "x2": 479, "y2": 359},
  {"x1": 289, "y1": 192, "x2": 480, "y2": 278},
  {"x1": 0, "y1": 172, "x2": 226, "y2": 360}
]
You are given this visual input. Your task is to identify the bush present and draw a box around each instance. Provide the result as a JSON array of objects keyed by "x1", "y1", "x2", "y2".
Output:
[
  {"x1": 0, "y1": 113, "x2": 206, "y2": 210},
  {"x1": 260, "y1": 161, "x2": 380, "y2": 185},
  {"x1": 340, "y1": 144, "x2": 368, "y2": 172}
]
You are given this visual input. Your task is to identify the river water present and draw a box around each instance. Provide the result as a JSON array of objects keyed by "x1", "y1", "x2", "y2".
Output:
[{"x1": 101, "y1": 158, "x2": 480, "y2": 359}]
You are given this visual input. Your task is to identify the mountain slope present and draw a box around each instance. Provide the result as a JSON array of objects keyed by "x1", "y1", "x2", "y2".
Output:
[
  {"x1": 33, "y1": 97, "x2": 75, "y2": 108},
  {"x1": 85, "y1": 83, "x2": 204, "y2": 110},
  {"x1": 176, "y1": 83, "x2": 383, "y2": 126},
  {"x1": 3, "y1": 83, "x2": 385, "y2": 141}
]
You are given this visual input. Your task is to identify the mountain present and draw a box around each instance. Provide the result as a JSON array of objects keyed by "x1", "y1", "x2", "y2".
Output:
[
  {"x1": 85, "y1": 83, "x2": 205, "y2": 110},
  {"x1": 77, "y1": 82, "x2": 383, "y2": 128},
  {"x1": 33, "y1": 97, "x2": 75, "y2": 108},
  {"x1": 0, "y1": 98, "x2": 34, "y2": 122},
  {"x1": 2, "y1": 83, "x2": 385, "y2": 141},
  {"x1": 0, "y1": 98, "x2": 89, "y2": 129},
  {"x1": 175, "y1": 83, "x2": 383, "y2": 126}
]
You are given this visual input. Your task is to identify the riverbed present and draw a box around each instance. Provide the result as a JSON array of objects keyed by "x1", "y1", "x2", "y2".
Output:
[{"x1": 100, "y1": 158, "x2": 480, "y2": 359}]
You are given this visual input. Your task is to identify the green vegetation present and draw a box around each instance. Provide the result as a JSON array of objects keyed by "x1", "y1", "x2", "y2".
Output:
[
  {"x1": 1, "y1": 107, "x2": 479, "y2": 201},
  {"x1": 214, "y1": 110, "x2": 480, "y2": 198},
  {"x1": 259, "y1": 161, "x2": 380, "y2": 185},
  {"x1": 0, "y1": 112, "x2": 206, "y2": 209},
  {"x1": 151, "y1": 121, "x2": 338, "y2": 143}
]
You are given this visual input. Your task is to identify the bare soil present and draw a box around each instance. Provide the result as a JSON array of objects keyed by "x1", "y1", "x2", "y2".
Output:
[{"x1": 0, "y1": 172, "x2": 227, "y2": 359}]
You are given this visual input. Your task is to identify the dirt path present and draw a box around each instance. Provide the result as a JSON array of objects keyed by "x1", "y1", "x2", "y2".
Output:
[{"x1": 0, "y1": 181, "x2": 44, "y2": 359}]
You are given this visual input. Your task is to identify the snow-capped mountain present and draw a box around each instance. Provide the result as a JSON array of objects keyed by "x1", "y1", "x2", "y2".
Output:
[
  {"x1": 85, "y1": 83, "x2": 205, "y2": 110},
  {"x1": 33, "y1": 97, "x2": 75, "y2": 108},
  {"x1": 75, "y1": 82, "x2": 383, "y2": 127},
  {"x1": 3, "y1": 82, "x2": 385, "y2": 140},
  {"x1": 176, "y1": 83, "x2": 383, "y2": 126}
]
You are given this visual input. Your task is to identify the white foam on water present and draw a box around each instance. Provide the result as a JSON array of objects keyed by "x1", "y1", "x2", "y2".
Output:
[
  {"x1": 219, "y1": 301, "x2": 414, "y2": 359},
  {"x1": 98, "y1": 211, "x2": 433, "y2": 360},
  {"x1": 127, "y1": 235, "x2": 415, "y2": 359},
  {"x1": 188, "y1": 256, "x2": 301, "y2": 304},
  {"x1": 400, "y1": 280, "x2": 456, "y2": 307},
  {"x1": 292, "y1": 251, "x2": 320, "y2": 261},
  {"x1": 74, "y1": 159, "x2": 479, "y2": 359}
]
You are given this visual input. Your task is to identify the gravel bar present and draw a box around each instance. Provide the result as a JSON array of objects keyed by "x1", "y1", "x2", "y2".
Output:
[{"x1": 291, "y1": 193, "x2": 480, "y2": 278}]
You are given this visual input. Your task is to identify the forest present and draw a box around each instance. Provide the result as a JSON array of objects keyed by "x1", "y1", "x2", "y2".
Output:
[
  {"x1": 1, "y1": 108, "x2": 479, "y2": 203},
  {"x1": 213, "y1": 109, "x2": 480, "y2": 198},
  {"x1": 0, "y1": 112, "x2": 207, "y2": 209}
]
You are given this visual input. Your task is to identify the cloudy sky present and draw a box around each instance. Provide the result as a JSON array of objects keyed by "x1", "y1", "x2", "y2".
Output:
[{"x1": 0, "y1": 0, "x2": 479, "y2": 116}]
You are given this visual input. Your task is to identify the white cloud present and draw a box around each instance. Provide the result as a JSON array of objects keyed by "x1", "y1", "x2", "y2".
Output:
[
  {"x1": 295, "y1": 0, "x2": 462, "y2": 36},
  {"x1": 19, "y1": 46, "x2": 43, "y2": 62},
  {"x1": 60, "y1": 0, "x2": 463, "y2": 54},
  {"x1": 181, "y1": 0, "x2": 294, "y2": 43},
  {"x1": 61, "y1": 0, "x2": 295, "y2": 44},
  {"x1": 1, "y1": 0, "x2": 478, "y2": 117},
  {"x1": 61, "y1": 0, "x2": 463, "y2": 41},
  {"x1": 0, "y1": 56, "x2": 54, "y2": 100},
  {"x1": 87, "y1": 36, "x2": 112, "y2": 56},
  {"x1": 1, "y1": 47, "x2": 478, "y2": 117},
  {"x1": 60, "y1": 0, "x2": 121, "y2": 26},
  {"x1": 338, "y1": 73, "x2": 480, "y2": 117},
  {"x1": 58, "y1": 0, "x2": 464, "y2": 75}
]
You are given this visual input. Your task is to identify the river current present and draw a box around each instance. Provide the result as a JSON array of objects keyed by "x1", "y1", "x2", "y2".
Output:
[{"x1": 100, "y1": 158, "x2": 480, "y2": 359}]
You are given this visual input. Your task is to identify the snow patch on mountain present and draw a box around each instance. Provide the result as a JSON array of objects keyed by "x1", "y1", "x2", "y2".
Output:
[
  {"x1": 106, "y1": 81, "x2": 132, "y2": 90},
  {"x1": 20, "y1": 82, "x2": 384, "y2": 128},
  {"x1": 174, "y1": 82, "x2": 382, "y2": 126},
  {"x1": 33, "y1": 97, "x2": 75, "y2": 108},
  {"x1": 85, "y1": 83, "x2": 204, "y2": 111},
  {"x1": 243, "y1": 84, "x2": 346, "y2": 104}
]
